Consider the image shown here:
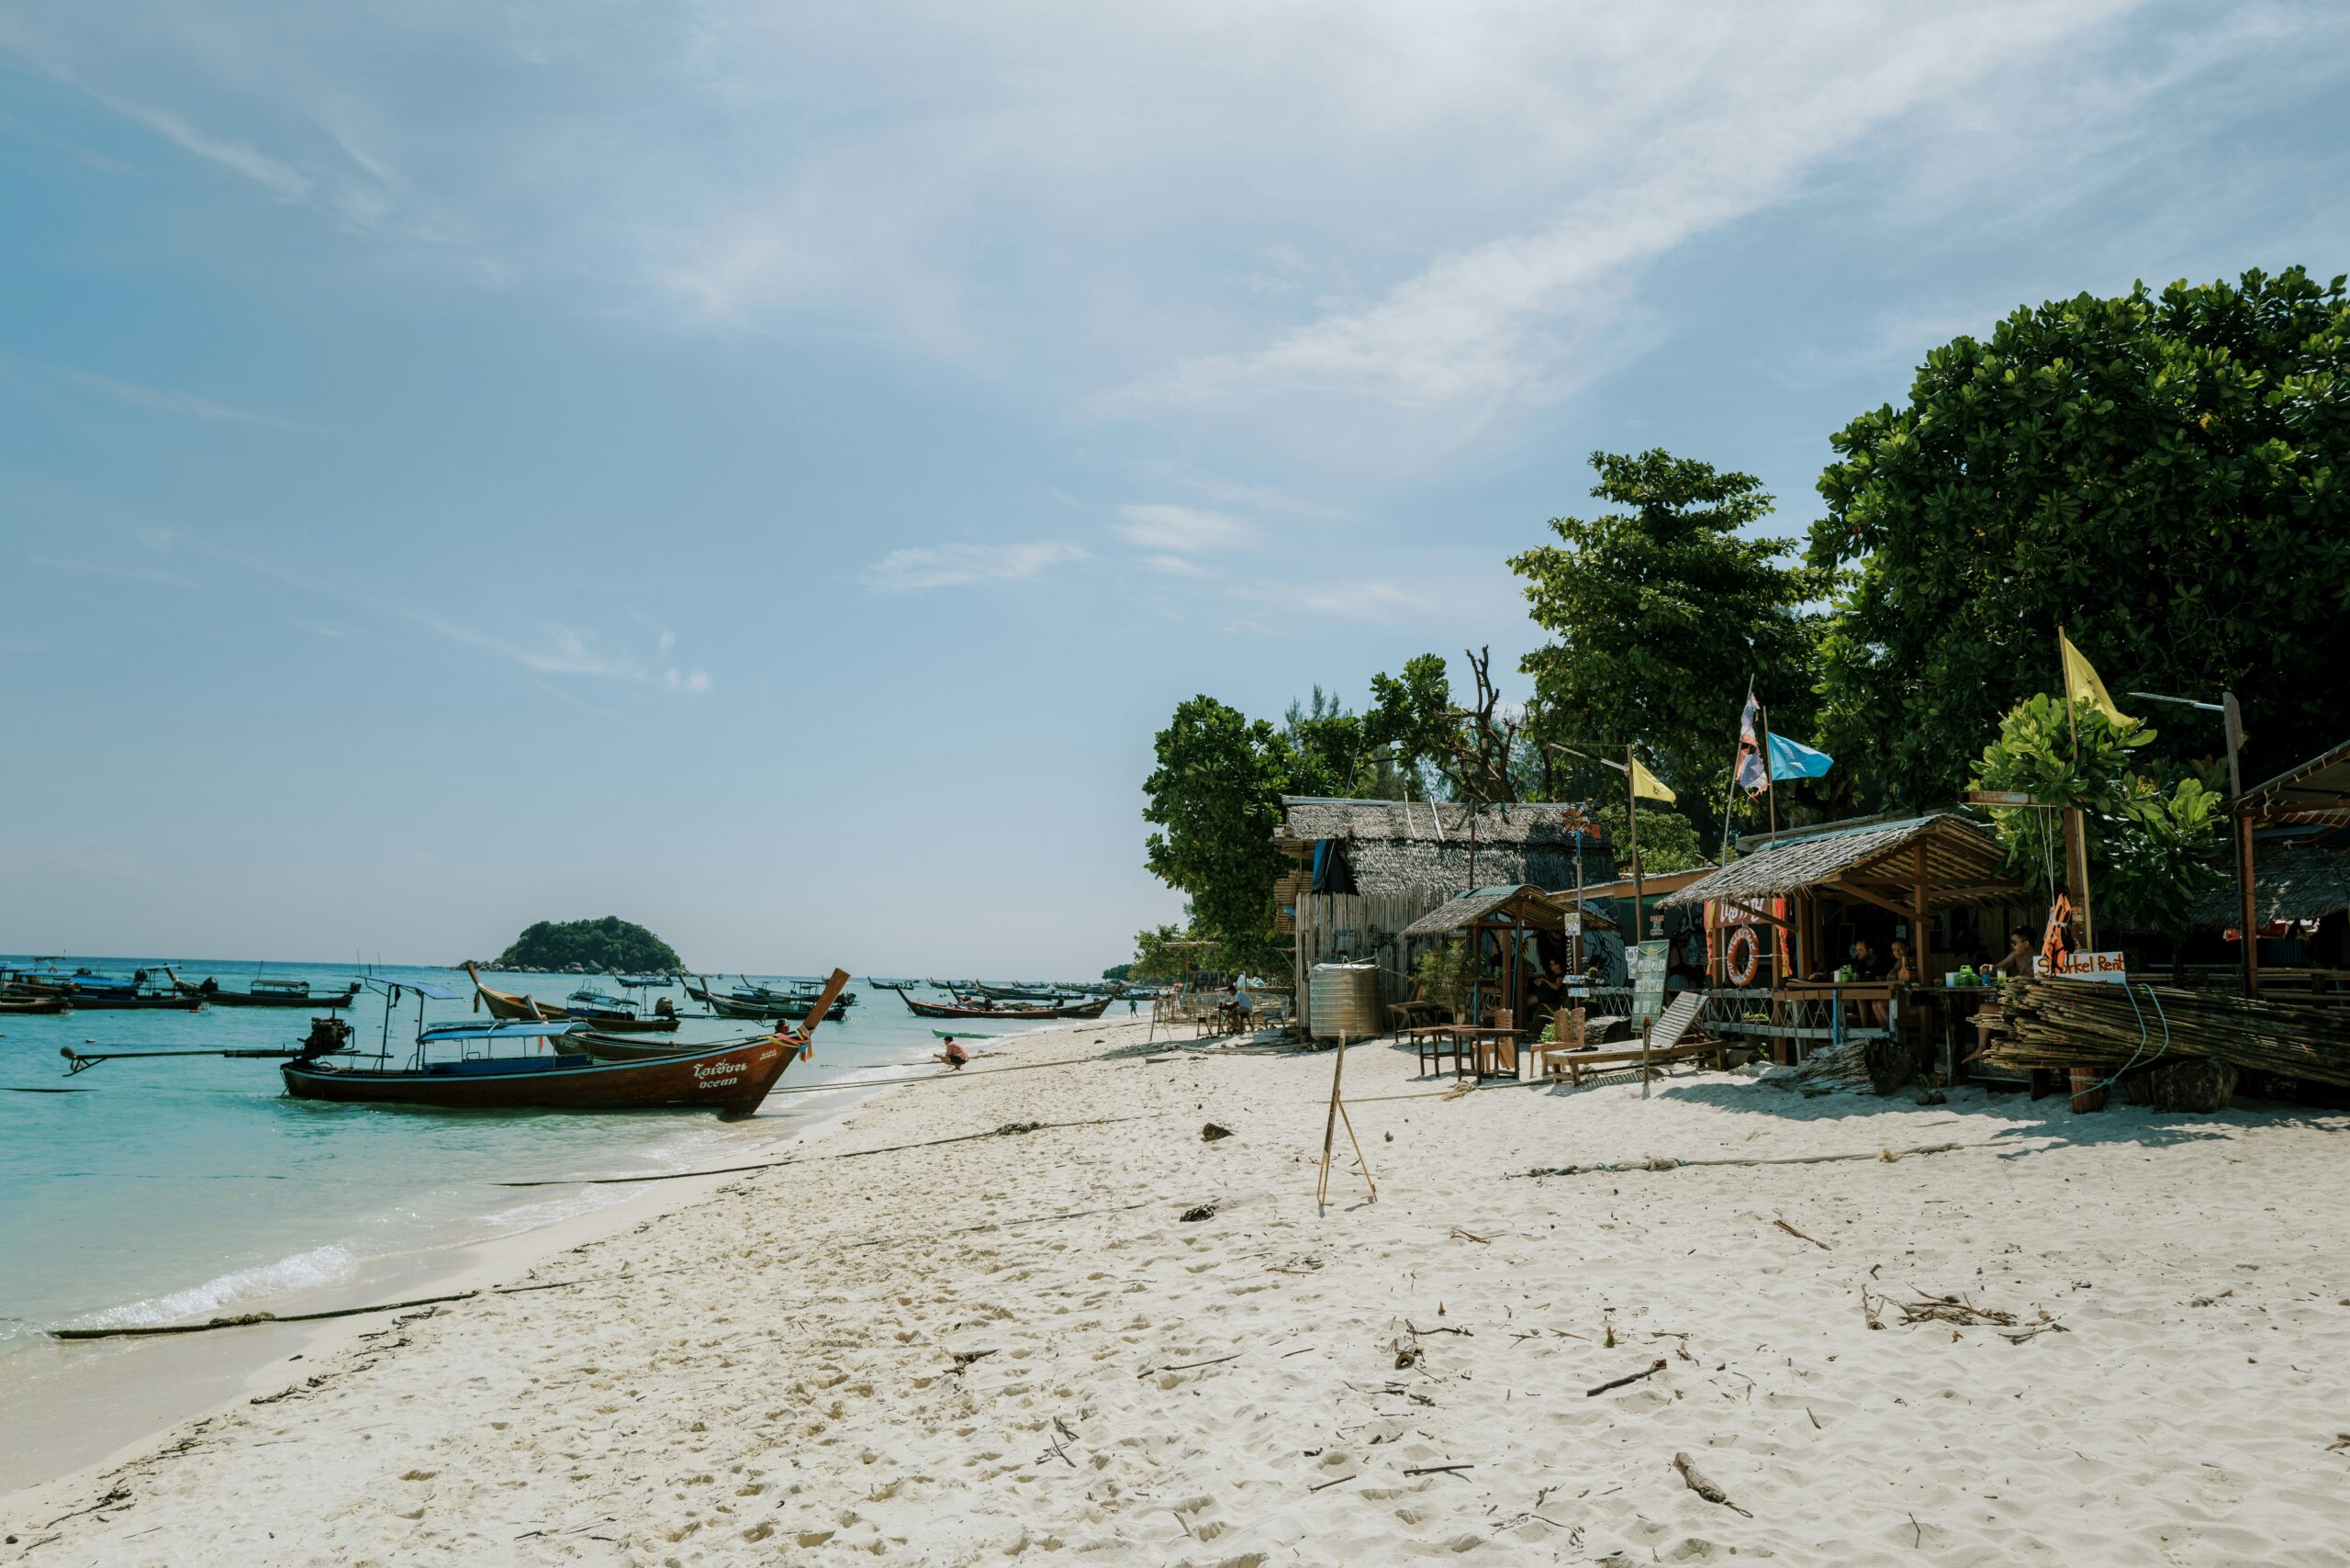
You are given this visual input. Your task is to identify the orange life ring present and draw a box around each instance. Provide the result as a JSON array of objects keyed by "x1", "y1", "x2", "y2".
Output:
[{"x1": 1725, "y1": 925, "x2": 1762, "y2": 988}]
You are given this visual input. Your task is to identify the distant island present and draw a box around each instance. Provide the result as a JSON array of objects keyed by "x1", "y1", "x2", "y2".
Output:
[{"x1": 488, "y1": 917, "x2": 683, "y2": 974}]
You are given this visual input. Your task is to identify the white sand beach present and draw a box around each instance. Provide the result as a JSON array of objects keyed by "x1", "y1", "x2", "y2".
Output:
[{"x1": 8, "y1": 1019, "x2": 2350, "y2": 1566}]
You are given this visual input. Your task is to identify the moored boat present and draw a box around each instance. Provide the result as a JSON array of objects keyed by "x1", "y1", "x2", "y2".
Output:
[
  {"x1": 170, "y1": 970, "x2": 361, "y2": 1009},
  {"x1": 0, "y1": 995, "x2": 73, "y2": 1014},
  {"x1": 278, "y1": 970, "x2": 849, "y2": 1114},
  {"x1": 901, "y1": 991, "x2": 1111, "y2": 1021},
  {"x1": 464, "y1": 964, "x2": 678, "y2": 1032},
  {"x1": 58, "y1": 977, "x2": 852, "y2": 1111}
]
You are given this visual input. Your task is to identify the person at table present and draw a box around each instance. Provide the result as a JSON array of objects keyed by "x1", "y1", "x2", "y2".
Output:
[
  {"x1": 1665, "y1": 933, "x2": 1707, "y2": 992},
  {"x1": 1991, "y1": 928, "x2": 2038, "y2": 979},
  {"x1": 1887, "y1": 938, "x2": 1918, "y2": 987},
  {"x1": 1849, "y1": 937, "x2": 1890, "y2": 1025}
]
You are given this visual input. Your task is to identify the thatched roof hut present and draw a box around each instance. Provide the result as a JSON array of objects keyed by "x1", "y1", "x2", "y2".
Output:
[{"x1": 1279, "y1": 798, "x2": 1612, "y2": 1033}]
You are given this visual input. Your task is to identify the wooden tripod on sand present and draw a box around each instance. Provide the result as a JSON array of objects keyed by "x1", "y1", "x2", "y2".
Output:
[{"x1": 1315, "y1": 1034, "x2": 1378, "y2": 1209}]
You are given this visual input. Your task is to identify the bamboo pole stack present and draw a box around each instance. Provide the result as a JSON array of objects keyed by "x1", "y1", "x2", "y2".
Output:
[{"x1": 1985, "y1": 979, "x2": 2350, "y2": 1090}]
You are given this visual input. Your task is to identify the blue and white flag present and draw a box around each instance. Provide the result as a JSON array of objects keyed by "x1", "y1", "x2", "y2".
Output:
[{"x1": 1735, "y1": 692, "x2": 1833, "y2": 797}]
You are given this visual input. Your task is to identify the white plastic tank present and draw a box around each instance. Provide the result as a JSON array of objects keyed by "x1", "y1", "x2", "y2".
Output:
[{"x1": 1308, "y1": 961, "x2": 1382, "y2": 1041}]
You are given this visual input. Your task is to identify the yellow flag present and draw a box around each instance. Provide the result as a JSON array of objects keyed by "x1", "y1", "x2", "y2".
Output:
[
  {"x1": 1630, "y1": 756, "x2": 1676, "y2": 804},
  {"x1": 2059, "y1": 629, "x2": 2135, "y2": 728}
]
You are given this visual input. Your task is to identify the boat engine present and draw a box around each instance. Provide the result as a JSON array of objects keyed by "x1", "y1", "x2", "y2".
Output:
[{"x1": 298, "y1": 1016, "x2": 354, "y2": 1059}]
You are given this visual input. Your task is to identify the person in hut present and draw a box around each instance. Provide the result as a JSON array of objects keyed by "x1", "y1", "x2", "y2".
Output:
[
  {"x1": 1992, "y1": 927, "x2": 2038, "y2": 979},
  {"x1": 934, "y1": 1035, "x2": 970, "y2": 1070}
]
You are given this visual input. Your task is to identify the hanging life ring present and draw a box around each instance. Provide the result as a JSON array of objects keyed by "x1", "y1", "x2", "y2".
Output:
[{"x1": 1725, "y1": 925, "x2": 1762, "y2": 988}]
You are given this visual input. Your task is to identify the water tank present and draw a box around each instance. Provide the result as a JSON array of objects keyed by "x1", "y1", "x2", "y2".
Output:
[{"x1": 1309, "y1": 961, "x2": 1382, "y2": 1041}]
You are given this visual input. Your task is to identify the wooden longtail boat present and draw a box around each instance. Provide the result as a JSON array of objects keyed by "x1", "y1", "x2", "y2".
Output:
[
  {"x1": 277, "y1": 970, "x2": 850, "y2": 1114},
  {"x1": 901, "y1": 991, "x2": 1111, "y2": 1021},
  {"x1": 169, "y1": 970, "x2": 360, "y2": 1009},
  {"x1": 0, "y1": 995, "x2": 73, "y2": 1014},
  {"x1": 464, "y1": 964, "x2": 677, "y2": 1033},
  {"x1": 684, "y1": 974, "x2": 853, "y2": 1022}
]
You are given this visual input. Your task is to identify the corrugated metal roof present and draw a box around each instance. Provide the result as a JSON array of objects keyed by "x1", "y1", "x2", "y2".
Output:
[
  {"x1": 2239, "y1": 737, "x2": 2350, "y2": 826},
  {"x1": 1656, "y1": 812, "x2": 2022, "y2": 913}
]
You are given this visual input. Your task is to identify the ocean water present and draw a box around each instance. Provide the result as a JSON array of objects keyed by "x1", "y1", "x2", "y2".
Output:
[{"x1": 0, "y1": 958, "x2": 1085, "y2": 1353}]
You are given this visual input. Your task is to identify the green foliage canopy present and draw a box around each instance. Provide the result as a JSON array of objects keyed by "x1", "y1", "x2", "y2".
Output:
[
  {"x1": 1968, "y1": 696, "x2": 2224, "y2": 940},
  {"x1": 1142, "y1": 696, "x2": 1294, "y2": 974},
  {"x1": 1595, "y1": 801, "x2": 1707, "y2": 876},
  {"x1": 1812, "y1": 267, "x2": 2350, "y2": 807},
  {"x1": 1512, "y1": 450, "x2": 1823, "y2": 825},
  {"x1": 492, "y1": 917, "x2": 682, "y2": 974}
]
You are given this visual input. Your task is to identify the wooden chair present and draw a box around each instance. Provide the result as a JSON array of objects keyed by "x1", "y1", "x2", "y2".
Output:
[
  {"x1": 1387, "y1": 977, "x2": 1447, "y2": 1038},
  {"x1": 1409, "y1": 1025, "x2": 1468, "y2": 1079}
]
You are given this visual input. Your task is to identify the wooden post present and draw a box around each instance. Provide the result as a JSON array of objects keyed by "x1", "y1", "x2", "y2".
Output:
[
  {"x1": 1639, "y1": 1013, "x2": 1652, "y2": 1099},
  {"x1": 1316, "y1": 1033, "x2": 1347, "y2": 1207},
  {"x1": 1912, "y1": 839, "x2": 1931, "y2": 981},
  {"x1": 1757, "y1": 704, "x2": 1778, "y2": 839},
  {"x1": 2223, "y1": 691, "x2": 2258, "y2": 1001},
  {"x1": 2058, "y1": 626, "x2": 2097, "y2": 953},
  {"x1": 1627, "y1": 745, "x2": 1644, "y2": 951},
  {"x1": 1315, "y1": 1032, "x2": 1375, "y2": 1208}
]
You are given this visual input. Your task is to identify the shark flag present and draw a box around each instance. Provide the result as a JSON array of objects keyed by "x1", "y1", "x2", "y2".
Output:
[
  {"x1": 1733, "y1": 689, "x2": 1833, "y2": 798},
  {"x1": 1629, "y1": 755, "x2": 1675, "y2": 804},
  {"x1": 2059, "y1": 628, "x2": 2136, "y2": 729}
]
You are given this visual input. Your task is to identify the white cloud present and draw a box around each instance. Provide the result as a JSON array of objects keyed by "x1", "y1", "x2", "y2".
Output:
[
  {"x1": 8, "y1": 0, "x2": 2321, "y2": 474},
  {"x1": 61, "y1": 367, "x2": 313, "y2": 431},
  {"x1": 865, "y1": 541, "x2": 1088, "y2": 592},
  {"x1": 1142, "y1": 554, "x2": 1212, "y2": 578},
  {"x1": 1111, "y1": 504, "x2": 1255, "y2": 554}
]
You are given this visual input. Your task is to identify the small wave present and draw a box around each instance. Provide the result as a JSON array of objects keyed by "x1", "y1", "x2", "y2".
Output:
[{"x1": 63, "y1": 1244, "x2": 360, "y2": 1332}]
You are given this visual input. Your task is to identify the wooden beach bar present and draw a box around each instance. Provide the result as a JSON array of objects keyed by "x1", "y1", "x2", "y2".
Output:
[{"x1": 1655, "y1": 812, "x2": 2031, "y2": 1076}]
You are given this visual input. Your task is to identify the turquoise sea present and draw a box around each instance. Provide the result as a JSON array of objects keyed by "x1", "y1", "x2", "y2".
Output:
[{"x1": 0, "y1": 958, "x2": 1066, "y2": 1356}]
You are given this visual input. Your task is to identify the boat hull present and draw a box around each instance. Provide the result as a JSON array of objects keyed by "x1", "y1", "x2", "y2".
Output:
[
  {"x1": 191, "y1": 990, "x2": 359, "y2": 1009},
  {"x1": 902, "y1": 993, "x2": 1111, "y2": 1021},
  {"x1": 0, "y1": 996, "x2": 72, "y2": 1014},
  {"x1": 706, "y1": 994, "x2": 848, "y2": 1022},
  {"x1": 281, "y1": 1035, "x2": 797, "y2": 1114}
]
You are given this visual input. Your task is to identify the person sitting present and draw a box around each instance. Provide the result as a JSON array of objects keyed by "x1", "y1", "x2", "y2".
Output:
[
  {"x1": 1991, "y1": 928, "x2": 2038, "y2": 979},
  {"x1": 1664, "y1": 934, "x2": 1708, "y2": 992},
  {"x1": 1887, "y1": 938, "x2": 1918, "y2": 986},
  {"x1": 934, "y1": 1036, "x2": 970, "y2": 1070}
]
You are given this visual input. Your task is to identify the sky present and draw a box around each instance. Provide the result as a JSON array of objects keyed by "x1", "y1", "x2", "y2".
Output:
[{"x1": 3, "y1": 1, "x2": 2346, "y2": 975}]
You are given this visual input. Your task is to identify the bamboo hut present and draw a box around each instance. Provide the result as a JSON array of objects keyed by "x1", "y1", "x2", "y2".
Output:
[
  {"x1": 1656, "y1": 812, "x2": 2030, "y2": 1066},
  {"x1": 1279, "y1": 798, "x2": 1612, "y2": 1036}
]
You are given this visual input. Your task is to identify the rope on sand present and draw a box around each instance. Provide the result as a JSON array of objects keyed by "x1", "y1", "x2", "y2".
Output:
[{"x1": 1506, "y1": 1137, "x2": 2052, "y2": 1179}]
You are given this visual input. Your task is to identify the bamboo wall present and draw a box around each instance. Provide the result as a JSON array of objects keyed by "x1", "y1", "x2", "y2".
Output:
[{"x1": 1292, "y1": 889, "x2": 1447, "y2": 1035}]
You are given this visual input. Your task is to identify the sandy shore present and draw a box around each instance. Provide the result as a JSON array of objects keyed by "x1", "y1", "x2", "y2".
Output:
[{"x1": 7, "y1": 1018, "x2": 2350, "y2": 1565}]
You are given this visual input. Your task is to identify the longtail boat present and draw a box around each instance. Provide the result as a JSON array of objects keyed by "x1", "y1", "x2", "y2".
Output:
[
  {"x1": 685, "y1": 974, "x2": 854, "y2": 1023},
  {"x1": 168, "y1": 970, "x2": 360, "y2": 1009},
  {"x1": 901, "y1": 991, "x2": 1111, "y2": 1021},
  {"x1": 0, "y1": 995, "x2": 73, "y2": 1014},
  {"x1": 62, "y1": 972, "x2": 853, "y2": 1116},
  {"x1": 464, "y1": 964, "x2": 677, "y2": 1033}
]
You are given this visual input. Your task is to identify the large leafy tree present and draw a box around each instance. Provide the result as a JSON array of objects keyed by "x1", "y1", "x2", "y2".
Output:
[
  {"x1": 1811, "y1": 266, "x2": 2350, "y2": 807},
  {"x1": 1511, "y1": 450, "x2": 1823, "y2": 829},
  {"x1": 1142, "y1": 696, "x2": 1293, "y2": 973}
]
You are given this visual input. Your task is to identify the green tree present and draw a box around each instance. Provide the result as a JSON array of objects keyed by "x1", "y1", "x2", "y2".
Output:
[
  {"x1": 1142, "y1": 697, "x2": 1293, "y2": 973},
  {"x1": 1511, "y1": 450, "x2": 1823, "y2": 826},
  {"x1": 1594, "y1": 802, "x2": 1707, "y2": 876},
  {"x1": 1968, "y1": 696, "x2": 2224, "y2": 940},
  {"x1": 1126, "y1": 923, "x2": 1200, "y2": 983},
  {"x1": 1812, "y1": 267, "x2": 2350, "y2": 806}
]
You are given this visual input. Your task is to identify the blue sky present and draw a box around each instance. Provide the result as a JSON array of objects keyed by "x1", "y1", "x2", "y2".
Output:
[{"x1": 3, "y1": 2, "x2": 2345, "y2": 974}]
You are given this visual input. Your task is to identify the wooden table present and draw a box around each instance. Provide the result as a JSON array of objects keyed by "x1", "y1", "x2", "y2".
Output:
[{"x1": 1449, "y1": 1026, "x2": 1523, "y2": 1079}]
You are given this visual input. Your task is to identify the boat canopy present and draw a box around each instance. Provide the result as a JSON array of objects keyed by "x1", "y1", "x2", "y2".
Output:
[{"x1": 419, "y1": 1021, "x2": 582, "y2": 1043}]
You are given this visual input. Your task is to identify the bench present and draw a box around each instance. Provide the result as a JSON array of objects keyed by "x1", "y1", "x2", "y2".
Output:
[{"x1": 1528, "y1": 991, "x2": 1722, "y2": 1085}]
